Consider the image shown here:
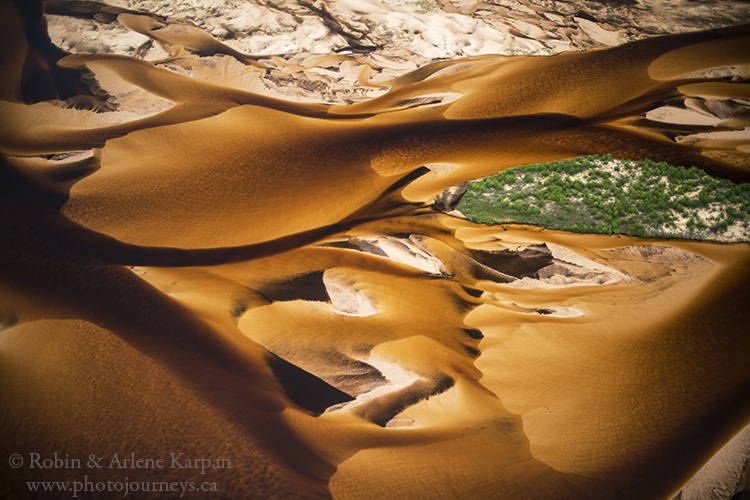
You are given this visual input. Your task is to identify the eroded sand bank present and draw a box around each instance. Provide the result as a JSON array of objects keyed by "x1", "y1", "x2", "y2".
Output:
[{"x1": 1, "y1": 1, "x2": 749, "y2": 498}]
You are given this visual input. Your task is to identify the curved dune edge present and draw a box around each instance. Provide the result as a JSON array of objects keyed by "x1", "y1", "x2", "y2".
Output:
[
  {"x1": 2, "y1": 3, "x2": 750, "y2": 499},
  {"x1": 321, "y1": 221, "x2": 750, "y2": 500}
]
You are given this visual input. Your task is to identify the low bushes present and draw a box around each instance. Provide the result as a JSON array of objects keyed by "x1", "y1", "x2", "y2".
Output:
[{"x1": 456, "y1": 155, "x2": 750, "y2": 241}]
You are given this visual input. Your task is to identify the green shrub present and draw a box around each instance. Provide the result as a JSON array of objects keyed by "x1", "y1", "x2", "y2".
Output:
[{"x1": 455, "y1": 155, "x2": 750, "y2": 242}]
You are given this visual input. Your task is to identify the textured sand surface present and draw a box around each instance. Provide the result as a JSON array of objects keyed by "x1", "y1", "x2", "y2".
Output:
[{"x1": 1, "y1": 1, "x2": 750, "y2": 498}]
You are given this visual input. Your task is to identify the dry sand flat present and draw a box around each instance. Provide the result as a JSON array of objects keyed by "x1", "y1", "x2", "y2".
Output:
[{"x1": 1, "y1": 1, "x2": 750, "y2": 498}]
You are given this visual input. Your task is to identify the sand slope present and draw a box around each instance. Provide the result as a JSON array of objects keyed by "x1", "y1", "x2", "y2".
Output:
[{"x1": 1, "y1": 1, "x2": 750, "y2": 499}]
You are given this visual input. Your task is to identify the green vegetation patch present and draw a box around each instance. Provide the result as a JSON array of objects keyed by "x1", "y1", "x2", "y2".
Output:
[{"x1": 456, "y1": 155, "x2": 750, "y2": 242}]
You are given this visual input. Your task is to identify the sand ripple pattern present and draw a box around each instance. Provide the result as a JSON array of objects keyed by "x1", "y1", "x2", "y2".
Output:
[{"x1": 1, "y1": 2, "x2": 749, "y2": 499}]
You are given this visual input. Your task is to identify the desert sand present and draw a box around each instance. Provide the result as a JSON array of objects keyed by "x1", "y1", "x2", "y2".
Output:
[{"x1": 1, "y1": 0, "x2": 749, "y2": 498}]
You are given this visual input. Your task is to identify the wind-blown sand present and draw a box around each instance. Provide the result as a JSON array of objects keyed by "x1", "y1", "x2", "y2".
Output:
[{"x1": 1, "y1": 0, "x2": 750, "y2": 498}]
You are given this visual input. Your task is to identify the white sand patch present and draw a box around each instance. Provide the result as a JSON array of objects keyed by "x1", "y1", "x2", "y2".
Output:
[
  {"x1": 671, "y1": 421, "x2": 750, "y2": 500},
  {"x1": 508, "y1": 265, "x2": 625, "y2": 289},
  {"x1": 86, "y1": 0, "x2": 750, "y2": 73},
  {"x1": 507, "y1": 19, "x2": 548, "y2": 41},
  {"x1": 95, "y1": 0, "x2": 558, "y2": 62},
  {"x1": 47, "y1": 15, "x2": 155, "y2": 56},
  {"x1": 424, "y1": 163, "x2": 460, "y2": 174},
  {"x1": 350, "y1": 235, "x2": 449, "y2": 275},
  {"x1": 501, "y1": 301, "x2": 584, "y2": 317},
  {"x1": 646, "y1": 106, "x2": 724, "y2": 126},
  {"x1": 505, "y1": 243, "x2": 626, "y2": 289},
  {"x1": 48, "y1": 0, "x2": 749, "y2": 110},
  {"x1": 323, "y1": 270, "x2": 378, "y2": 317},
  {"x1": 326, "y1": 355, "x2": 421, "y2": 412},
  {"x1": 395, "y1": 92, "x2": 463, "y2": 108},
  {"x1": 676, "y1": 127, "x2": 750, "y2": 148},
  {"x1": 48, "y1": 149, "x2": 96, "y2": 164},
  {"x1": 545, "y1": 243, "x2": 622, "y2": 275},
  {"x1": 574, "y1": 17, "x2": 621, "y2": 46}
]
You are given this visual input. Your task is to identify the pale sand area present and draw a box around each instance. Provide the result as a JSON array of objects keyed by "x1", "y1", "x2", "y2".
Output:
[{"x1": 1, "y1": 1, "x2": 750, "y2": 499}]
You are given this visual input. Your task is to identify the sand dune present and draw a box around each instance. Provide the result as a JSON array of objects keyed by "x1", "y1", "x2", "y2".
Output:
[{"x1": 1, "y1": 1, "x2": 750, "y2": 498}]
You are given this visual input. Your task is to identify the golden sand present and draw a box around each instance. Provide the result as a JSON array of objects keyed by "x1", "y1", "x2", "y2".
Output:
[{"x1": 1, "y1": 2, "x2": 749, "y2": 498}]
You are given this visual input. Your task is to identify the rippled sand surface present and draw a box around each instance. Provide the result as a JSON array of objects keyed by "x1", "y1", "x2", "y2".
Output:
[{"x1": 1, "y1": 1, "x2": 750, "y2": 498}]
